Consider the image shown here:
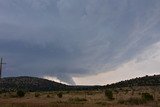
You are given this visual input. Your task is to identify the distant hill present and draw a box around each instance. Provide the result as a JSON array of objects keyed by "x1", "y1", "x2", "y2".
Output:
[
  {"x1": 0, "y1": 75, "x2": 160, "y2": 92},
  {"x1": 0, "y1": 76, "x2": 98, "y2": 92},
  {"x1": 105, "y1": 75, "x2": 160, "y2": 88},
  {"x1": 0, "y1": 76, "x2": 69, "y2": 92}
]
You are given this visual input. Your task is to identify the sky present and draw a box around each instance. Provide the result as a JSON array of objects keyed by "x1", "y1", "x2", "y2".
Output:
[{"x1": 0, "y1": 0, "x2": 160, "y2": 85}]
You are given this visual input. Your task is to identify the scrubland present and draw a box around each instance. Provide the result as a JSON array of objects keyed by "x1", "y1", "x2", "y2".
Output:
[{"x1": 0, "y1": 86, "x2": 160, "y2": 107}]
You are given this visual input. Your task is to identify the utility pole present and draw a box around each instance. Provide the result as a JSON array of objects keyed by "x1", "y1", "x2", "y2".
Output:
[{"x1": 0, "y1": 58, "x2": 6, "y2": 79}]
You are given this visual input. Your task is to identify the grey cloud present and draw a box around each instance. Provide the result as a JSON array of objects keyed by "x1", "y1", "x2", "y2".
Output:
[{"x1": 1, "y1": 0, "x2": 160, "y2": 84}]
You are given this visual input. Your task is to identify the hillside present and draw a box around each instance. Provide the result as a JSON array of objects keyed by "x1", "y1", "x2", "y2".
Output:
[
  {"x1": 0, "y1": 76, "x2": 98, "y2": 92},
  {"x1": 105, "y1": 75, "x2": 160, "y2": 88},
  {"x1": 0, "y1": 75, "x2": 160, "y2": 107},
  {"x1": 0, "y1": 75, "x2": 160, "y2": 92},
  {"x1": 0, "y1": 76, "x2": 68, "y2": 92}
]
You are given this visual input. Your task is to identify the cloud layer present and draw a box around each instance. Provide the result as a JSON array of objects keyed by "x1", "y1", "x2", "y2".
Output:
[
  {"x1": 0, "y1": 0, "x2": 160, "y2": 84},
  {"x1": 73, "y1": 42, "x2": 160, "y2": 85}
]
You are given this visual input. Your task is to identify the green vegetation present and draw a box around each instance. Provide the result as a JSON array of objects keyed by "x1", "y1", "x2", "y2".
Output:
[
  {"x1": 106, "y1": 75, "x2": 160, "y2": 88},
  {"x1": 16, "y1": 90, "x2": 25, "y2": 97},
  {"x1": 105, "y1": 90, "x2": 113, "y2": 100},
  {"x1": 141, "y1": 92, "x2": 154, "y2": 101},
  {"x1": 0, "y1": 76, "x2": 99, "y2": 92}
]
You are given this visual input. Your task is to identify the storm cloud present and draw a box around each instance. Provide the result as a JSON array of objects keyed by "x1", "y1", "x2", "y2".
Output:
[{"x1": 0, "y1": 0, "x2": 160, "y2": 84}]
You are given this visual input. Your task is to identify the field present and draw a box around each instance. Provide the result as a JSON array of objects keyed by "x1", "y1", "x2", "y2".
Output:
[{"x1": 0, "y1": 86, "x2": 160, "y2": 107}]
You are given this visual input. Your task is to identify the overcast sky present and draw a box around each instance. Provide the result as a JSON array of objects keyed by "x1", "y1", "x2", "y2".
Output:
[{"x1": 0, "y1": 0, "x2": 160, "y2": 85}]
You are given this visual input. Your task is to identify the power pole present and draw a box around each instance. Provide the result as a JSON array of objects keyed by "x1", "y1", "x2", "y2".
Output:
[{"x1": 0, "y1": 58, "x2": 6, "y2": 79}]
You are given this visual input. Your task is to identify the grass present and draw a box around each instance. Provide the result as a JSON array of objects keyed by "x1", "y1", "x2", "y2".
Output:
[
  {"x1": 118, "y1": 98, "x2": 146, "y2": 105},
  {"x1": 68, "y1": 97, "x2": 87, "y2": 103},
  {"x1": 0, "y1": 86, "x2": 160, "y2": 107},
  {"x1": 95, "y1": 101, "x2": 107, "y2": 106}
]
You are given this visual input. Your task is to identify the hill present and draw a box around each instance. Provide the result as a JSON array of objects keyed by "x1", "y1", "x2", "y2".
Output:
[
  {"x1": 0, "y1": 74, "x2": 160, "y2": 92},
  {"x1": 0, "y1": 76, "x2": 98, "y2": 92},
  {"x1": 0, "y1": 75, "x2": 160, "y2": 107},
  {"x1": 105, "y1": 74, "x2": 160, "y2": 88},
  {"x1": 0, "y1": 76, "x2": 69, "y2": 92}
]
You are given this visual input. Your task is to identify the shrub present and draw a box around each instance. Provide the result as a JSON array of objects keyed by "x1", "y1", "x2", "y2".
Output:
[
  {"x1": 9, "y1": 93, "x2": 17, "y2": 98},
  {"x1": 17, "y1": 90, "x2": 25, "y2": 97},
  {"x1": 125, "y1": 89, "x2": 129, "y2": 94},
  {"x1": 114, "y1": 90, "x2": 119, "y2": 94},
  {"x1": 141, "y1": 93, "x2": 154, "y2": 101},
  {"x1": 57, "y1": 92, "x2": 63, "y2": 98},
  {"x1": 105, "y1": 90, "x2": 113, "y2": 100},
  {"x1": 35, "y1": 93, "x2": 40, "y2": 97},
  {"x1": 47, "y1": 94, "x2": 50, "y2": 98}
]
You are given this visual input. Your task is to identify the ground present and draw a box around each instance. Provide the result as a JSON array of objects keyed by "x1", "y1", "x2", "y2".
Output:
[{"x1": 0, "y1": 86, "x2": 160, "y2": 107}]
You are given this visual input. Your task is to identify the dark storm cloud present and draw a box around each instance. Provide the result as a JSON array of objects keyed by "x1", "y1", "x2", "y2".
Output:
[{"x1": 0, "y1": 0, "x2": 160, "y2": 84}]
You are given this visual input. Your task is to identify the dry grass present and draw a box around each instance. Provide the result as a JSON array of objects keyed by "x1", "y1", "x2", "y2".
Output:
[{"x1": 0, "y1": 86, "x2": 160, "y2": 107}]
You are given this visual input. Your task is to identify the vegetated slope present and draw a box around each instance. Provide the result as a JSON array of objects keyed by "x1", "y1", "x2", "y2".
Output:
[
  {"x1": 0, "y1": 76, "x2": 69, "y2": 92},
  {"x1": 105, "y1": 75, "x2": 160, "y2": 88},
  {"x1": 0, "y1": 74, "x2": 160, "y2": 92},
  {"x1": 0, "y1": 76, "x2": 98, "y2": 92}
]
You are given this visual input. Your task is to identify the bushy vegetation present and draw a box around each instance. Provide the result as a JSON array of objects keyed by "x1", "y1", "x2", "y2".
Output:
[
  {"x1": 57, "y1": 92, "x2": 63, "y2": 98},
  {"x1": 16, "y1": 90, "x2": 25, "y2": 97},
  {"x1": 35, "y1": 92, "x2": 40, "y2": 97},
  {"x1": 106, "y1": 75, "x2": 160, "y2": 88},
  {"x1": 141, "y1": 93, "x2": 154, "y2": 101},
  {"x1": 47, "y1": 94, "x2": 50, "y2": 98},
  {"x1": 118, "y1": 93, "x2": 154, "y2": 105},
  {"x1": 0, "y1": 77, "x2": 69, "y2": 92},
  {"x1": 105, "y1": 90, "x2": 114, "y2": 100}
]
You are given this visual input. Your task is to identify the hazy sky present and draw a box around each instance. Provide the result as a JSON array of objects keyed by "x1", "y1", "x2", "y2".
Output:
[{"x1": 0, "y1": 0, "x2": 160, "y2": 85}]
